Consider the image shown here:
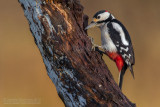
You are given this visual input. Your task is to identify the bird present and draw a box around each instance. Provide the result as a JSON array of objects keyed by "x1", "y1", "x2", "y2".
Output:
[{"x1": 85, "y1": 10, "x2": 135, "y2": 89}]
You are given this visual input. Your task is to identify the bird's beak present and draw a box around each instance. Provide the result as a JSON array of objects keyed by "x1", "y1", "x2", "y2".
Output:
[{"x1": 85, "y1": 21, "x2": 97, "y2": 30}]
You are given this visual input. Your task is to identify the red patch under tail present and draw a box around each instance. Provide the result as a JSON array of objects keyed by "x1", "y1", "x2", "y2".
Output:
[{"x1": 106, "y1": 52, "x2": 124, "y2": 72}]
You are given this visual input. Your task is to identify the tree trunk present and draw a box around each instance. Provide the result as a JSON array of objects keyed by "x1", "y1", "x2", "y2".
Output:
[{"x1": 19, "y1": 0, "x2": 136, "y2": 107}]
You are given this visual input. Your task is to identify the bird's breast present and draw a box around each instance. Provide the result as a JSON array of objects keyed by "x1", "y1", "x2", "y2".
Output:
[{"x1": 101, "y1": 25, "x2": 117, "y2": 52}]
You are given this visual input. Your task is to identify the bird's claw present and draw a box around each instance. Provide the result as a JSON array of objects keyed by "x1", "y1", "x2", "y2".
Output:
[
  {"x1": 88, "y1": 36, "x2": 105, "y2": 56},
  {"x1": 92, "y1": 44, "x2": 97, "y2": 51},
  {"x1": 89, "y1": 37, "x2": 97, "y2": 51}
]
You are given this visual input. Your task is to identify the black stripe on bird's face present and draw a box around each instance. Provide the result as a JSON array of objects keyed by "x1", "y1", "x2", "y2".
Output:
[{"x1": 96, "y1": 13, "x2": 113, "y2": 24}]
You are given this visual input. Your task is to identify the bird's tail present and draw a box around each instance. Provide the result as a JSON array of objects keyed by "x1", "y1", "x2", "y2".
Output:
[
  {"x1": 129, "y1": 65, "x2": 135, "y2": 79},
  {"x1": 118, "y1": 70, "x2": 125, "y2": 90},
  {"x1": 118, "y1": 64, "x2": 134, "y2": 90},
  {"x1": 118, "y1": 65, "x2": 127, "y2": 90}
]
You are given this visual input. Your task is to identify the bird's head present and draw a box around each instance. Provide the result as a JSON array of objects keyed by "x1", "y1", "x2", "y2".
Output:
[{"x1": 85, "y1": 10, "x2": 114, "y2": 29}]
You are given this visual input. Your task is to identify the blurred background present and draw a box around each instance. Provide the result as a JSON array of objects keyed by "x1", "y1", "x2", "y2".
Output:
[{"x1": 0, "y1": 0, "x2": 160, "y2": 107}]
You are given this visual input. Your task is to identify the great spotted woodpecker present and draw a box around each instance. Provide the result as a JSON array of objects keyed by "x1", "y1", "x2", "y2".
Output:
[{"x1": 86, "y1": 10, "x2": 135, "y2": 89}]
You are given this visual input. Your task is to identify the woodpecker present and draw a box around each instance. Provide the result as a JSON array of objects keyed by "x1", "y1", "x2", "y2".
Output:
[{"x1": 86, "y1": 10, "x2": 135, "y2": 89}]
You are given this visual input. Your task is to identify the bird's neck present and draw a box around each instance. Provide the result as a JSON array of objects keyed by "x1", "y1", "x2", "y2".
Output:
[
  {"x1": 99, "y1": 23, "x2": 106, "y2": 30},
  {"x1": 99, "y1": 14, "x2": 115, "y2": 29}
]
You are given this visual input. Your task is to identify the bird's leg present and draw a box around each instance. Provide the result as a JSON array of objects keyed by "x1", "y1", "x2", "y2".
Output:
[
  {"x1": 89, "y1": 36, "x2": 102, "y2": 50},
  {"x1": 89, "y1": 37, "x2": 105, "y2": 55}
]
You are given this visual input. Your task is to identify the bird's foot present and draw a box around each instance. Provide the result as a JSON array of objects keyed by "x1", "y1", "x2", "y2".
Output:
[
  {"x1": 89, "y1": 36, "x2": 105, "y2": 55},
  {"x1": 88, "y1": 36, "x2": 95, "y2": 50},
  {"x1": 89, "y1": 37, "x2": 100, "y2": 50}
]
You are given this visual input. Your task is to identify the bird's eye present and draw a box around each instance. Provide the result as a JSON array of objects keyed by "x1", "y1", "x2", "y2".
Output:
[{"x1": 97, "y1": 16, "x2": 101, "y2": 19}]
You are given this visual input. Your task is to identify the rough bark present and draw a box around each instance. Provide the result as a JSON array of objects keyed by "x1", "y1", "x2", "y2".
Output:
[{"x1": 19, "y1": 0, "x2": 136, "y2": 107}]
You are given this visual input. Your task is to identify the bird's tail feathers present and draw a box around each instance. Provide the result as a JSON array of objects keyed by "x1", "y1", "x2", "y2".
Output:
[
  {"x1": 118, "y1": 69, "x2": 126, "y2": 90},
  {"x1": 118, "y1": 72, "x2": 123, "y2": 90},
  {"x1": 119, "y1": 64, "x2": 134, "y2": 90},
  {"x1": 129, "y1": 65, "x2": 135, "y2": 79}
]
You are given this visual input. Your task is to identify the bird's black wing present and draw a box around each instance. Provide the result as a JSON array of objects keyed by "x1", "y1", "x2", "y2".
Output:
[{"x1": 107, "y1": 19, "x2": 135, "y2": 67}]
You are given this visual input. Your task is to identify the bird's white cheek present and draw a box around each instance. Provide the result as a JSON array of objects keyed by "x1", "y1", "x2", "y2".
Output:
[{"x1": 99, "y1": 12, "x2": 110, "y2": 21}]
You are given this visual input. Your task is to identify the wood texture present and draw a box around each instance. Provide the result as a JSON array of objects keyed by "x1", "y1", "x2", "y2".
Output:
[{"x1": 19, "y1": 0, "x2": 136, "y2": 106}]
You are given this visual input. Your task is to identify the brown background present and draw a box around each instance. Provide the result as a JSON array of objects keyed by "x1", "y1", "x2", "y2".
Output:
[{"x1": 0, "y1": 0, "x2": 160, "y2": 107}]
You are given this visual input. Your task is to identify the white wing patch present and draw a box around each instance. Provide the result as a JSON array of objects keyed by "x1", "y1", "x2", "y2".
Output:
[
  {"x1": 125, "y1": 59, "x2": 130, "y2": 65},
  {"x1": 122, "y1": 54, "x2": 131, "y2": 65},
  {"x1": 116, "y1": 44, "x2": 119, "y2": 47},
  {"x1": 120, "y1": 47, "x2": 129, "y2": 53},
  {"x1": 122, "y1": 54, "x2": 131, "y2": 59},
  {"x1": 112, "y1": 22, "x2": 129, "y2": 46}
]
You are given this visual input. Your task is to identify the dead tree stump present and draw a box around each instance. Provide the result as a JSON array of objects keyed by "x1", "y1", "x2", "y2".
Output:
[{"x1": 19, "y1": 0, "x2": 136, "y2": 107}]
